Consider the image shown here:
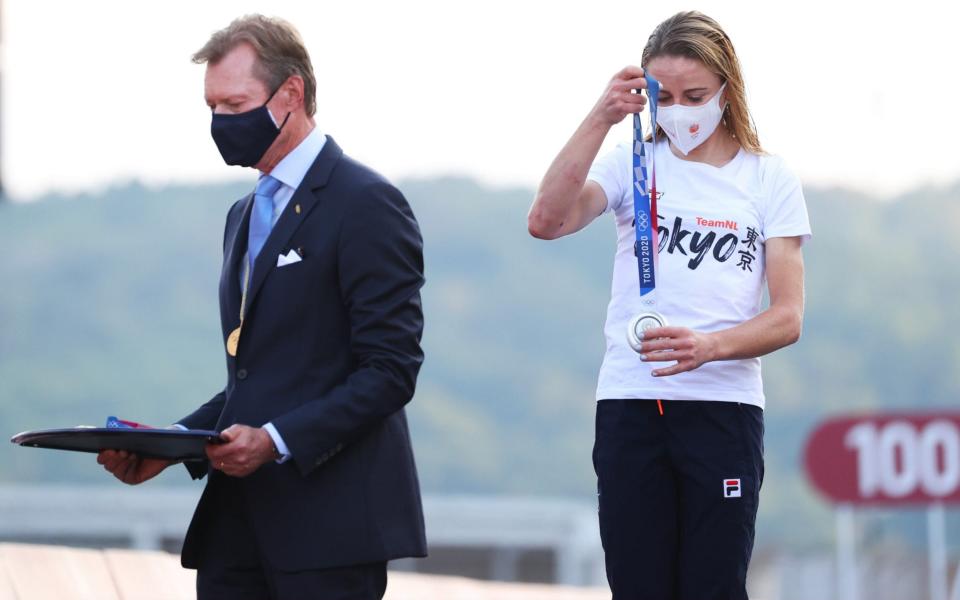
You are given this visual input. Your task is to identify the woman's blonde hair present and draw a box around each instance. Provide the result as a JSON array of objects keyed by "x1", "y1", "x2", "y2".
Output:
[{"x1": 641, "y1": 11, "x2": 763, "y2": 154}]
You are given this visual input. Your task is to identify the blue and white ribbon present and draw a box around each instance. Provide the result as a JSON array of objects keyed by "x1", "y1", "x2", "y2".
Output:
[{"x1": 632, "y1": 74, "x2": 661, "y2": 300}]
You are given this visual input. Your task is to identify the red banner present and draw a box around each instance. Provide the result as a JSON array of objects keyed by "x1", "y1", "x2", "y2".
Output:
[{"x1": 803, "y1": 413, "x2": 960, "y2": 505}]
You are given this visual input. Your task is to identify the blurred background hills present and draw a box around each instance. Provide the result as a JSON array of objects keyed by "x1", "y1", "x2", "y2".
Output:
[{"x1": 1, "y1": 176, "x2": 959, "y2": 553}]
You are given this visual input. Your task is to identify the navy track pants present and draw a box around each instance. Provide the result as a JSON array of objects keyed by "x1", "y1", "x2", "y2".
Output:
[{"x1": 593, "y1": 399, "x2": 764, "y2": 600}]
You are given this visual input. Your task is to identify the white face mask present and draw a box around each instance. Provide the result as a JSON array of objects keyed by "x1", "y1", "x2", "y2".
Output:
[{"x1": 655, "y1": 83, "x2": 727, "y2": 155}]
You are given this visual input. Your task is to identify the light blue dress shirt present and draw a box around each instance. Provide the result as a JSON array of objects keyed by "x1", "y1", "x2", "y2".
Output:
[{"x1": 256, "y1": 126, "x2": 327, "y2": 230}]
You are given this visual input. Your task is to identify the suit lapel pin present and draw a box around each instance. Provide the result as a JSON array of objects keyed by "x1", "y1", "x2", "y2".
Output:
[{"x1": 295, "y1": 204, "x2": 301, "y2": 215}]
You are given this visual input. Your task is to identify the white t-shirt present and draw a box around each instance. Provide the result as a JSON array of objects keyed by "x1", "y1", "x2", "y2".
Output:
[{"x1": 587, "y1": 139, "x2": 811, "y2": 408}]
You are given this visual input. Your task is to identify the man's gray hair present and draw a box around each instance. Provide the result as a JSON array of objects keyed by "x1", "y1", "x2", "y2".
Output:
[{"x1": 193, "y1": 14, "x2": 317, "y2": 116}]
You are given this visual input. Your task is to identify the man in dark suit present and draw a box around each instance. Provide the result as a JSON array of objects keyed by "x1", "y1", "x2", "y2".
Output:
[{"x1": 97, "y1": 14, "x2": 426, "y2": 599}]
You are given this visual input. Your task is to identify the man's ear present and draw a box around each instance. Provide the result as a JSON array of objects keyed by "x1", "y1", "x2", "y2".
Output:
[{"x1": 282, "y1": 75, "x2": 305, "y2": 112}]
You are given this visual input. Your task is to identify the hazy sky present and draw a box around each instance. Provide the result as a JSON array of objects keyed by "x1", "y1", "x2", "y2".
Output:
[{"x1": 3, "y1": 0, "x2": 957, "y2": 199}]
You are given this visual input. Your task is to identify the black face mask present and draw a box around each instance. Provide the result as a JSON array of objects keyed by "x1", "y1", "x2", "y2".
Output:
[{"x1": 210, "y1": 85, "x2": 291, "y2": 167}]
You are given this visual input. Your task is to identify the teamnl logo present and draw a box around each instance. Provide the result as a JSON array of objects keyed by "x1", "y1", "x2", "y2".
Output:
[{"x1": 724, "y1": 478, "x2": 742, "y2": 498}]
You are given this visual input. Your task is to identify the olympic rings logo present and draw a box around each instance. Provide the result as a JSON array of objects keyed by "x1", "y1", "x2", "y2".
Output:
[{"x1": 636, "y1": 212, "x2": 649, "y2": 230}]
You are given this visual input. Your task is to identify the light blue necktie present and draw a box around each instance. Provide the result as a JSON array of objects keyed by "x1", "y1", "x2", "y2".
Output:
[{"x1": 247, "y1": 175, "x2": 283, "y2": 271}]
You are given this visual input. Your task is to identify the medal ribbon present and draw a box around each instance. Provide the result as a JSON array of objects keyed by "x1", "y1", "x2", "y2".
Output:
[
  {"x1": 632, "y1": 75, "x2": 661, "y2": 299},
  {"x1": 239, "y1": 261, "x2": 251, "y2": 323}
]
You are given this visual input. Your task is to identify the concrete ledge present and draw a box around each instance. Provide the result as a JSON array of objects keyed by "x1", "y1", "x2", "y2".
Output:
[{"x1": 0, "y1": 543, "x2": 608, "y2": 600}]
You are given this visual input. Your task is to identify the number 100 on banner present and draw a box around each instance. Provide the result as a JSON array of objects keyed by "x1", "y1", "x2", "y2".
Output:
[{"x1": 804, "y1": 413, "x2": 960, "y2": 505}]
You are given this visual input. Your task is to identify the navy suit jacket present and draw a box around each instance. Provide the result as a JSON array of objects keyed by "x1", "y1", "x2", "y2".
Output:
[{"x1": 177, "y1": 137, "x2": 427, "y2": 570}]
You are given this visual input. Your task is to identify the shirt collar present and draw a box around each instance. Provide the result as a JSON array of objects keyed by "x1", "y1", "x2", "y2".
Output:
[{"x1": 265, "y1": 126, "x2": 327, "y2": 191}]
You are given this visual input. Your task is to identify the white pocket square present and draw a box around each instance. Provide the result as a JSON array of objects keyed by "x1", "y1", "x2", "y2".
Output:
[{"x1": 277, "y1": 249, "x2": 303, "y2": 267}]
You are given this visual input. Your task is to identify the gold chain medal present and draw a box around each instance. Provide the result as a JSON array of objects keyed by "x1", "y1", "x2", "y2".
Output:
[{"x1": 227, "y1": 262, "x2": 251, "y2": 357}]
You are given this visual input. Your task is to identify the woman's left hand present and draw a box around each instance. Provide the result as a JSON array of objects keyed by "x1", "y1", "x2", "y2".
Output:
[{"x1": 637, "y1": 326, "x2": 719, "y2": 377}]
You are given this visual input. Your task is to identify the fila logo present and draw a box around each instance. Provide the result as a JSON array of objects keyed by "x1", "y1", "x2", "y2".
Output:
[{"x1": 724, "y1": 478, "x2": 742, "y2": 498}]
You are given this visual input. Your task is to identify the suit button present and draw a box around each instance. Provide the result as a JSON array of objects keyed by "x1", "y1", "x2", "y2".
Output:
[{"x1": 236, "y1": 369, "x2": 248, "y2": 380}]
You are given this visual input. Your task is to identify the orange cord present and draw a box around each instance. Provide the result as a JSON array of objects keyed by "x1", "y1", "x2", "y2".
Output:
[{"x1": 657, "y1": 399, "x2": 664, "y2": 415}]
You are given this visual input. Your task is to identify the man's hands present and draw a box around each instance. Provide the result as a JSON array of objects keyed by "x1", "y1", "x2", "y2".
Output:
[
  {"x1": 206, "y1": 424, "x2": 277, "y2": 478},
  {"x1": 589, "y1": 65, "x2": 649, "y2": 128},
  {"x1": 96, "y1": 425, "x2": 278, "y2": 482},
  {"x1": 97, "y1": 450, "x2": 172, "y2": 485},
  {"x1": 638, "y1": 326, "x2": 719, "y2": 377}
]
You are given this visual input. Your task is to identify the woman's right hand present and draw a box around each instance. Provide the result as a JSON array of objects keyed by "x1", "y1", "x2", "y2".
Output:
[
  {"x1": 589, "y1": 65, "x2": 649, "y2": 126},
  {"x1": 530, "y1": 66, "x2": 648, "y2": 240}
]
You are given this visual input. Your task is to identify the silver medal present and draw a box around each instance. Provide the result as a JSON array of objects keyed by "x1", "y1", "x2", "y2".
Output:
[{"x1": 626, "y1": 311, "x2": 668, "y2": 353}]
